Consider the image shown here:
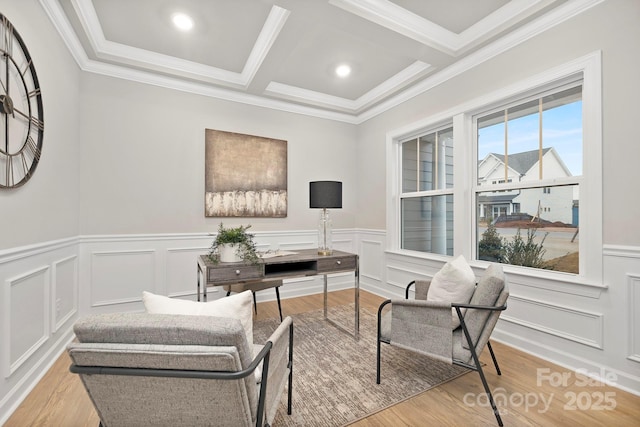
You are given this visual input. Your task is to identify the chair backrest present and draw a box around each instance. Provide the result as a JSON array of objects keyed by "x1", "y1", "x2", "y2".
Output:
[
  {"x1": 68, "y1": 313, "x2": 258, "y2": 427},
  {"x1": 461, "y1": 263, "x2": 509, "y2": 352}
]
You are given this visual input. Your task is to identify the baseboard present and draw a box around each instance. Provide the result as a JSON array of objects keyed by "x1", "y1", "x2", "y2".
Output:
[
  {"x1": 0, "y1": 326, "x2": 76, "y2": 425},
  {"x1": 491, "y1": 329, "x2": 640, "y2": 397}
]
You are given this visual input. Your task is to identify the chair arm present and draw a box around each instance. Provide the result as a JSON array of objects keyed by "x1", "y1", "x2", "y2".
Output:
[
  {"x1": 451, "y1": 302, "x2": 507, "y2": 333},
  {"x1": 261, "y1": 316, "x2": 294, "y2": 425},
  {"x1": 405, "y1": 281, "x2": 415, "y2": 299},
  {"x1": 405, "y1": 279, "x2": 431, "y2": 300},
  {"x1": 69, "y1": 341, "x2": 273, "y2": 381},
  {"x1": 451, "y1": 302, "x2": 507, "y2": 311},
  {"x1": 378, "y1": 298, "x2": 451, "y2": 321},
  {"x1": 391, "y1": 298, "x2": 451, "y2": 310}
]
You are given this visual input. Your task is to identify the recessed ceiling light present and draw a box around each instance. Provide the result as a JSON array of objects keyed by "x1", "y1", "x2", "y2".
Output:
[
  {"x1": 335, "y1": 64, "x2": 351, "y2": 78},
  {"x1": 172, "y1": 13, "x2": 194, "y2": 31}
]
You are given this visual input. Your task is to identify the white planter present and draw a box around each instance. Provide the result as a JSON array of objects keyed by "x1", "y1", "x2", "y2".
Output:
[{"x1": 219, "y1": 243, "x2": 242, "y2": 263}]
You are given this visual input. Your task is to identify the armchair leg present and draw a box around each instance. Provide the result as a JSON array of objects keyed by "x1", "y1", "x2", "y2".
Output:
[
  {"x1": 472, "y1": 354, "x2": 503, "y2": 426},
  {"x1": 487, "y1": 341, "x2": 501, "y2": 375},
  {"x1": 376, "y1": 336, "x2": 381, "y2": 384},
  {"x1": 457, "y1": 317, "x2": 503, "y2": 425},
  {"x1": 252, "y1": 292, "x2": 258, "y2": 315},
  {"x1": 275, "y1": 287, "x2": 283, "y2": 321},
  {"x1": 287, "y1": 323, "x2": 294, "y2": 415},
  {"x1": 376, "y1": 300, "x2": 391, "y2": 384}
]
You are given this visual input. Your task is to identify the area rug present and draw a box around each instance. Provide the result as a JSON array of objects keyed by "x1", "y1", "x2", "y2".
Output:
[{"x1": 253, "y1": 304, "x2": 469, "y2": 426}]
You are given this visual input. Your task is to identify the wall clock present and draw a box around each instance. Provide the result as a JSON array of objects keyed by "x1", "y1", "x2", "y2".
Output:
[{"x1": 0, "y1": 13, "x2": 44, "y2": 189}]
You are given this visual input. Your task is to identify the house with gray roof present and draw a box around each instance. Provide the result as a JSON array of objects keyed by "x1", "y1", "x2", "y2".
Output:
[{"x1": 477, "y1": 147, "x2": 576, "y2": 225}]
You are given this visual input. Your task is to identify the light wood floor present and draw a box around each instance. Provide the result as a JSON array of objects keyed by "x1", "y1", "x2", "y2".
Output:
[{"x1": 6, "y1": 290, "x2": 640, "y2": 426}]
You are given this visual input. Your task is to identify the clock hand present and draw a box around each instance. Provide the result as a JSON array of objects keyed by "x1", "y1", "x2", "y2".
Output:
[{"x1": 12, "y1": 106, "x2": 27, "y2": 120}]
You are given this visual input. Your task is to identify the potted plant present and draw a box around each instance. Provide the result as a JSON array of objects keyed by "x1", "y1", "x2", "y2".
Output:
[{"x1": 208, "y1": 223, "x2": 260, "y2": 264}]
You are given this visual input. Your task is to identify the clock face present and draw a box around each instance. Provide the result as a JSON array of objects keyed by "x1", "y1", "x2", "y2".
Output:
[{"x1": 0, "y1": 13, "x2": 44, "y2": 189}]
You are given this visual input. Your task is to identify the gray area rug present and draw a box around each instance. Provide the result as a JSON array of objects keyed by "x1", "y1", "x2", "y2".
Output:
[{"x1": 253, "y1": 304, "x2": 468, "y2": 426}]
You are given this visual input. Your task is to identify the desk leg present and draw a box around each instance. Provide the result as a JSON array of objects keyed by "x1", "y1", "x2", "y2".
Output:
[
  {"x1": 197, "y1": 263, "x2": 202, "y2": 302},
  {"x1": 323, "y1": 274, "x2": 328, "y2": 319},
  {"x1": 354, "y1": 259, "x2": 360, "y2": 339},
  {"x1": 323, "y1": 262, "x2": 360, "y2": 340}
]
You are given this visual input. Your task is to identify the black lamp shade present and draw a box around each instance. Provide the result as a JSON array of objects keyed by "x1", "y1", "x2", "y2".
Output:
[{"x1": 309, "y1": 181, "x2": 342, "y2": 209}]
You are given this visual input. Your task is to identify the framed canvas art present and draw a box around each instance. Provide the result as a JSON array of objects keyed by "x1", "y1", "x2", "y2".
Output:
[{"x1": 205, "y1": 129, "x2": 287, "y2": 217}]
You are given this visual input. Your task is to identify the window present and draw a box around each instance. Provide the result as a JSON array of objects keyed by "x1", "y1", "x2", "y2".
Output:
[
  {"x1": 475, "y1": 84, "x2": 582, "y2": 273},
  {"x1": 400, "y1": 126, "x2": 453, "y2": 255},
  {"x1": 389, "y1": 53, "x2": 601, "y2": 284}
]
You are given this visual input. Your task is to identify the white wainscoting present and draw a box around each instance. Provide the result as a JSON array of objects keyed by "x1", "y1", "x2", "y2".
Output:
[
  {"x1": 381, "y1": 243, "x2": 640, "y2": 396},
  {"x1": 0, "y1": 238, "x2": 79, "y2": 425},
  {"x1": 4, "y1": 265, "x2": 50, "y2": 378},
  {"x1": 77, "y1": 230, "x2": 366, "y2": 317},
  {"x1": 628, "y1": 274, "x2": 640, "y2": 363},
  {"x1": 2, "y1": 232, "x2": 640, "y2": 424}
]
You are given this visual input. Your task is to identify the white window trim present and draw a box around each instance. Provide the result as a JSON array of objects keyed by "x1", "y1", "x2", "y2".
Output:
[{"x1": 386, "y1": 51, "x2": 603, "y2": 289}]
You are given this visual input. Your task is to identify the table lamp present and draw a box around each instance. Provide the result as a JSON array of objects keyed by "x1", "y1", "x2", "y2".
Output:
[{"x1": 309, "y1": 181, "x2": 342, "y2": 256}]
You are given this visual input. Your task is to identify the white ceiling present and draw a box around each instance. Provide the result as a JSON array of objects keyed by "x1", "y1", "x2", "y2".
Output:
[{"x1": 40, "y1": 0, "x2": 599, "y2": 123}]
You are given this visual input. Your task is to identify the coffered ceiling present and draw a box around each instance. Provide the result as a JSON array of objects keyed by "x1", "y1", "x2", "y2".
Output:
[{"x1": 40, "y1": 0, "x2": 600, "y2": 123}]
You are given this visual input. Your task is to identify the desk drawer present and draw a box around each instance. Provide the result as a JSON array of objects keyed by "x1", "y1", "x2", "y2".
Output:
[
  {"x1": 317, "y1": 256, "x2": 356, "y2": 273},
  {"x1": 207, "y1": 264, "x2": 263, "y2": 282}
]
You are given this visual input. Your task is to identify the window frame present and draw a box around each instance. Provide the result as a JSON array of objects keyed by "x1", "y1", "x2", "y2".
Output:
[
  {"x1": 399, "y1": 124, "x2": 455, "y2": 255},
  {"x1": 386, "y1": 52, "x2": 603, "y2": 288}
]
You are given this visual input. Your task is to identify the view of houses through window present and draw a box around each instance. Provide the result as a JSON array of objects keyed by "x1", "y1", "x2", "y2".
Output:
[
  {"x1": 476, "y1": 85, "x2": 582, "y2": 273},
  {"x1": 401, "y1": 126, "x2": 454, "y2": 256}
]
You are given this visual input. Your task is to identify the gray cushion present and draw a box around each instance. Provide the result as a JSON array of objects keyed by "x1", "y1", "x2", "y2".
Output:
[
  {"x1": 74, "y1": 313, "x2": 254, "y2": 370},
  {"x1": 414, "y1": 280, "x2": 430, "y2": 301},
  {"x1": 461, "y1": 264, "x2": 505, "y2": 350}
]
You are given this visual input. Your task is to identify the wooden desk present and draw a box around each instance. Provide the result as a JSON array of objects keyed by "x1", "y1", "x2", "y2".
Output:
[{"x1": 197, "y1": 249, "x2": 359, "y2": 339}]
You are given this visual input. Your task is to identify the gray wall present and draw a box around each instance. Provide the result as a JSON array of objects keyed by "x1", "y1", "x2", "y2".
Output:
[
  {"x1": 78, "y1": 74, "x2": 358, "y2": 235},
  {"x1": 0, "y1": 0, "x2": 81, "y2": 250},
  {"x1": 2, "y1": 0, "x2": 640, "y2": 422},
  {"x1": 356, "y1": 0, "x2": 640, "y2": 247}
]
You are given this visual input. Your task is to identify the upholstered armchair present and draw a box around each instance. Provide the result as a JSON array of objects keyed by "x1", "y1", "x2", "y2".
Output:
[
  {"x1": 68, "y1": 312, "x2": 293, "y2": 427},
  {"x1": 376, "y1": 263, "x2": 508, "y2": 426}
]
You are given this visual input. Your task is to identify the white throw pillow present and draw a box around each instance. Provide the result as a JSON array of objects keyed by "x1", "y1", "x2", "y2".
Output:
[
  {"x1": 427, "y1": 255, "x2": 476, "y2": 329},
  {"x1": 142, "y1": 290, "x2": 253, "y2": 345}
]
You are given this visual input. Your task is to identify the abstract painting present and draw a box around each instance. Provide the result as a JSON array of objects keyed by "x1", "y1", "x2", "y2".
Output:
[{"x1": 205, "y1": 129, "x2": 287, "y2": 217}]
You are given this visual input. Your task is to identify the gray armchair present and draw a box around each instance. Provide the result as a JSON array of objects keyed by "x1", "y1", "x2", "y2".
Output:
[
  {"x1": 376, "y1": 264, "x2": 508, "y2": 426},
  {"x1": 68, "y1": 312, "x2": 293, "y2": 427}
]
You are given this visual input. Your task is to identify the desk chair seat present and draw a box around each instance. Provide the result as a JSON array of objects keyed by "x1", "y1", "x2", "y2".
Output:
[{"x1": 225, "y1": 280, "x2": 283, "y2": 321}]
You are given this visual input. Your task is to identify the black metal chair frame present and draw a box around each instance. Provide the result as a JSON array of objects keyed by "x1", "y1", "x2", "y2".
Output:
[
  {"x1": 71, "y1": 323, "x2": 294, "y2": 427},
  {"x1": 377, "y1": 280, "x2": 507, "y2": 426}
]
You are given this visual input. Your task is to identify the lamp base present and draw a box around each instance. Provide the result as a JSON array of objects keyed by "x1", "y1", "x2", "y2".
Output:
[{"x1": 317, "y1": 208, "x2": 333, "y2": 257}]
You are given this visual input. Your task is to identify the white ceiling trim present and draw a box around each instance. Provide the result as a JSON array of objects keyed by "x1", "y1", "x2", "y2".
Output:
[
  {"x1": 71, "y1": 0, "x2": 290, "y2": 89},
  {"x1": 83, "y1": 57, "x2": 360, "y2": 124},
  {"x1": 240, "y1": 6, "x2": 291, "y2": 87},
  {"x1": 39, "y1": 0, "x2": 605, "y2": 125},
  {"x1": 264, "y1": 60, "x2": 431, "y2": 112},
  {"x1": 329, "y1": 0, "x2": 553, "y2": 56},
  {"x1": 355, "y1": 0, "x2": 605, "y2": 123}
]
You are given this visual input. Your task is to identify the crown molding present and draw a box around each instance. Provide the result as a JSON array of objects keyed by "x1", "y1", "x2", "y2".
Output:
[
  {"x1": 70, "y1": 0, "x2": 289, "y2": 89},
  {"x1": 240, "y1": 6, "x2": 290, "y2": 87},
  {"x1": 329, "y1": 0, "x2": 555, "y2": 56},
  {"x1": 82, "y1": 57, "x2": 360, "y2": 123},
  {"x1": 40, "y1": 0, "x2": 605, "y2": 125},
  {"x1": 265, "y1": 60, "x2": 431, "y2": 113},
  {"x1": 355, "y1": 0, "x2": 605, "y2": 123}
]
